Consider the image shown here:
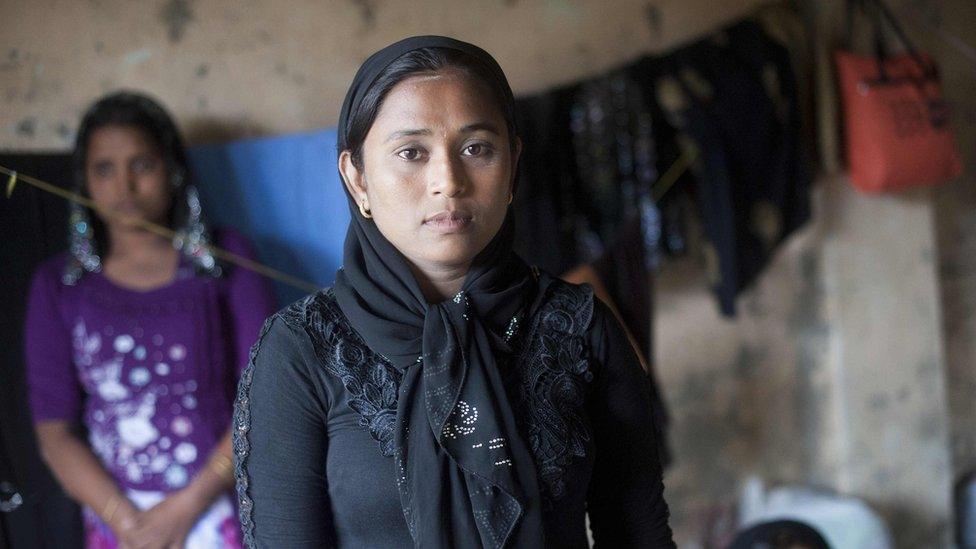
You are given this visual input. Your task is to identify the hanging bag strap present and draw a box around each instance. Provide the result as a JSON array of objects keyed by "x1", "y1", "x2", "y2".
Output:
[
  {"x1": 872, "y1": 0, "x2": 936, "y2": 79},
  {"x1": 848, "y1": 0, "x2": 938, "y2": 86}
]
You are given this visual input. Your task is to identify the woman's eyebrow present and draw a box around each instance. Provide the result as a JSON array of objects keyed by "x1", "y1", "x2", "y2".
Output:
[
  {"x1": 459, "y1": 122, "x2": 500, "y2": 135},
  {"x1": 384, "y1": 122, "x2": 499, "y2": 143},
  {"x1": 385, "y1": 128, "x2": 432, "y2": 143}
]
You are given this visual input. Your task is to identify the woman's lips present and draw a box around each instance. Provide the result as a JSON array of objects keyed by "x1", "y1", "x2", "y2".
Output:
[
  {"x1": 423, "y1": 210, "x2": 473, "y2": 234},
  {"x1": 114, "y1": 200, "x2": 142, "y2": 215}
]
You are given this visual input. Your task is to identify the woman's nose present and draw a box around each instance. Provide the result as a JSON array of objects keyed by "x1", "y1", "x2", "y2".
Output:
[
  {"x1": 124, "y1": 168, "x2": 138, "y2": 193},
  {"x1": 429, "y1": 153, "x2": 466, "y2": 198}
]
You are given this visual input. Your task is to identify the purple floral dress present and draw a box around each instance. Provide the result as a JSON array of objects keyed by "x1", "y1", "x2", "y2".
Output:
[{"x1": 25, "y1": 230, "x2": 276, "y2": 548}]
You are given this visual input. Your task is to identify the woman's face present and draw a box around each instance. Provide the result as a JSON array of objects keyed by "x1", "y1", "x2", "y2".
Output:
[
  {"x1": 340, "y1": 69, "x2": 520, "y2": 274},
  {"x1": 85, "y1": 124, "x2": 172, "y2": 232}
]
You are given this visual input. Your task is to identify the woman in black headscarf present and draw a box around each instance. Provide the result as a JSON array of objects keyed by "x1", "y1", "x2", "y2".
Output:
[{"x1": 234, "y1": 36, "x2": 674, "y2": 548}]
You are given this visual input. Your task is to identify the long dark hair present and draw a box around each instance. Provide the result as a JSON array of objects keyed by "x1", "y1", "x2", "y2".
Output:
[
  {"x1": 338, "y1": 46, "x2": 519, "y2": 170},
  {"x1": 72, "y1": 91, "x2": 192, "y2": 252}
]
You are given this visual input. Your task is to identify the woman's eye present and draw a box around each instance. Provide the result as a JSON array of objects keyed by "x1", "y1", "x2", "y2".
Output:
[
  {"x1": 131, "y1": 157, "x2": 156, "y2": 174},
  {"x1": 397, "y1": 148, "x2": 422, "y2": 161},
  {"x1": 462, "y1": 143, "x2": 491, "y2": 157},
  {"x1": 92, "y1": 162, "x2": 113, "y2": 178}
]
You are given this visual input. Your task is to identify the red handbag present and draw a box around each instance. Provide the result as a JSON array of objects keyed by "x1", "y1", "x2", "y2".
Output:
[{"x1": 835, "y1": 0, "x2": 962, "y2": 193}]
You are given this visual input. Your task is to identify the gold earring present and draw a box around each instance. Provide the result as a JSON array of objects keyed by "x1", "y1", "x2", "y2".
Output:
[
  {"x1": 358, "y1": 199, "x2": 372, "y2": 219},
  {"x1": 508, "y1": 192, "x2": 514, "y2": 205}
]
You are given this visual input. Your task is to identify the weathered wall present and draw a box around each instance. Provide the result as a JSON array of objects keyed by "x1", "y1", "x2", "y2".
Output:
[
  {"x1": 3, "y1": 0, "x2": 975, "y2": 547},
  {"x1": 921, "y1": 0, "x2": 976, "y2": 483},
  {"x1": 654, "y1": 202, "x2": 840, "y2": 545},
  {"x1": 0, "y1": 0, "x2": 764, "y2": 150},
  {"x1": 656, "y1": 1, "x2": 975, "y2": 546}
]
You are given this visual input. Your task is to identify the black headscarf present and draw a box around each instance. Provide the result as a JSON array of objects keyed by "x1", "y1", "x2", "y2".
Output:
[{"x1": 333, "y1": 36, "x2": 546, "y2": 548}]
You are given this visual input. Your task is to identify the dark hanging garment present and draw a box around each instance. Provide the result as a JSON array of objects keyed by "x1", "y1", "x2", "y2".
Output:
[
  {"x1": 0, "y1": 153, "x2": 85, "y2": 548},
  {"x1": 725, "y1": 20, "x2": 812, "y2": 246},
  {"x1": 590, "y1": 219, "x2": 671, "y2": 467},
  {"x1": 513, "y1": 86, "x2": 583, "y2": 277},
  {"x1": 569, "y1": 71, "x2": 661, "y2": 354},
  {"x1": 627, "y1": 56, "x2": 698, "y2": 260},
  {"x1": 570, "y1": 71, "x2": 661, "y2": 267},
  {"x1": 647, "y1": 21, "x2": 812, "y2": 316},
  {"x1": 514, "y1": 74, "x2": 673, "y2": 468},
  {"x1": 592, "y1": 220, "x2": 652, "y2": 370}
]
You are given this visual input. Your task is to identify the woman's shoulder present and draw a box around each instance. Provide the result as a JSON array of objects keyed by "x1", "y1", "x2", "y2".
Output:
[
  {"x1": 515, "y1": 273, "x2": 601, "y2": 387},
  {"x1": 242, "y1": 290, "x2": 342, "y2": 405},
  {"x1": 27, "y1": 252, "x2": 77, "y2": 299},
  {"x1": 257, "y1": 288, "x2": 340, "y2": 348},
  {"x1": 273, "y1": 286, "x2": 347, "y2": 341},
  {"x1": 520, "y1": 272, "x2": 629, "y2": 382},
  {"x1": 32, "y1": 251, "x2": 71, "y2": 283},
  {"x1": 211, "y1": 226, "x2": 256, "y2": 257},
  {"x1": 527, "y1": 272, "x2": 598, "y2": 339},
  {"x1": 242, "y1": 287, "x2": 380, "y2": 420},
  {"x1": 252, "y1": 287, "x2": 363, "y2": 372}
]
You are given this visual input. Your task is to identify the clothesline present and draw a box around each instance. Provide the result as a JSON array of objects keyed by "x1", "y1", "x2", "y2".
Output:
[
  {"x1": 2, "y1": 149, "x2": 693, "y2": 293},
  {"x1": 1, "y1": 164, "x2": 320, "y2": 294}
]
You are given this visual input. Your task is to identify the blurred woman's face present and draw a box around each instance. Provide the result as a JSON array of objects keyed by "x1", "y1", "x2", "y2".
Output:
[
  {"x1": 85, "y1": 125, "x2": 172, "y2": 233},
  {"x1": 340, "y1": 69, "x2": 520, "y2": 275}
]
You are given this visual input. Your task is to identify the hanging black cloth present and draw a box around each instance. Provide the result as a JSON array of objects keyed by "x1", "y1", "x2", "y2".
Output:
[
  {"x1": 512, "y1": 77, "x2": 675, "y2": 468},
  {"x1": 0, "y1": 153, "x2": 85, "y2": 547},
  {"x1": 512, "y1": 86, "x2": 582, "y2": 277},
  {"x1": 333, "y1": 36, "x2": 546, "y2": 548},
  {"x1": 644, "y1": 21, "x2": 811, "y2": 316}
]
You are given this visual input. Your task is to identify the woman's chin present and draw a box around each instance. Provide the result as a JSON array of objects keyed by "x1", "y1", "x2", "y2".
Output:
[
  {"x1": 105, "y1": 217, "x2": 144, "y2": 231},
  {"x1": 106, "y1": 215, "x2": 164, "y2": 233},
  {"x1": 409, "y1": 241, "x2": 483, "y2": 270},
  {"x1": 391, "y1": 227, "x2": 497, "y2": 272}
]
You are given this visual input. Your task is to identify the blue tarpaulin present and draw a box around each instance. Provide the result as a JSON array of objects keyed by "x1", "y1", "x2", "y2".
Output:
[{"x1": 188, "y1": 128, "x2": 349, "y2": 306}]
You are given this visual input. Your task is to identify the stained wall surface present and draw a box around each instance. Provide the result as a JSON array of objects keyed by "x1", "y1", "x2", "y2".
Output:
[
  {"x1": 0, "y1": 0, "x2": 764, "y2": 149},
  {"x1": 3, "y1": 1, "x2": 975, "y2": 547}
]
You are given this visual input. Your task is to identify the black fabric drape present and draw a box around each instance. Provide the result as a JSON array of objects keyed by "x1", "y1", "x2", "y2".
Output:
[{"x1": 0, "y1": 153, "x2": 84, "y2": 547}]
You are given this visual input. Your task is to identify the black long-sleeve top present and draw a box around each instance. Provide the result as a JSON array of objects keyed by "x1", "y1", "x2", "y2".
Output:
[{"x1": 233, "y1": 278, "x2": 674, "y2": 548}]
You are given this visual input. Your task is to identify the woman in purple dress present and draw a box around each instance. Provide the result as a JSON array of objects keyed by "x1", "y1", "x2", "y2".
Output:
[{"x1": 24, "y1": 92, "x2": 276, "y2": 548}]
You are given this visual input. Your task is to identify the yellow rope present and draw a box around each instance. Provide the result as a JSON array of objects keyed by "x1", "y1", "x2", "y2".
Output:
[
  {"x1": 0, "y1": 164, "x2": 320, "y2": 294},
  {"x1": 651, "y1": 148, "x2": 696, "y2": 203},
  {"x1": 3, "y1": 150, "x2": 694, "y2": 295},
  {"x1": 5, "y1": 170, "x2": 17, "y2": 198}
]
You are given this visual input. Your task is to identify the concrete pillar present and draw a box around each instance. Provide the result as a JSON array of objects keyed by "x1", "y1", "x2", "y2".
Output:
[{"x1": 820, "y1": 175, "x2": 953, "y2": 547}]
